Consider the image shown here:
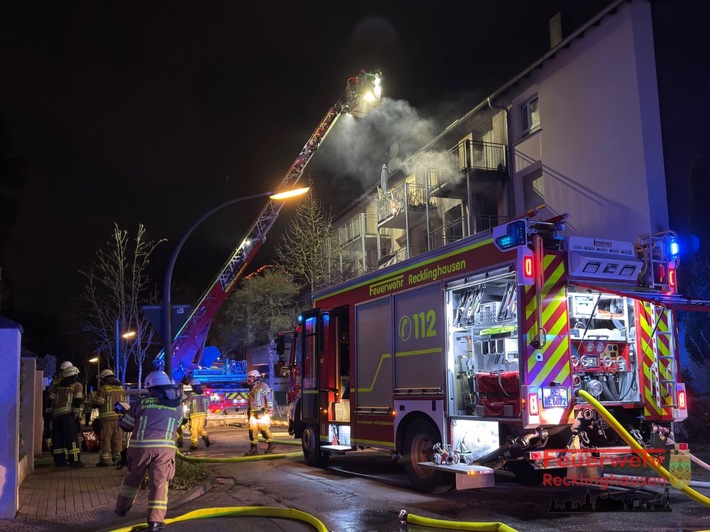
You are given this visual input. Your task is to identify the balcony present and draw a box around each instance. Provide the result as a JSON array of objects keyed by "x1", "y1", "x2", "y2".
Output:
[{"x1": 376, "y1": 182, "x2": 431, "y2": 229}]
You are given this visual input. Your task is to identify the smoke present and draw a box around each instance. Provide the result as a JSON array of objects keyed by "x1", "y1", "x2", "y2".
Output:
[{"x1": 314, "y1": 97, "x2": 461, "y2": 195}]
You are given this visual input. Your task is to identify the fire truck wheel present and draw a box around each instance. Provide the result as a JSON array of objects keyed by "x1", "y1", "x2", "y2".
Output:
[
  {"x1": 402, "y1": 419, "x2": 454, "y2": 494},
  {"x1": 302, "y1": 424, "x2": 329, "y2": 467}
]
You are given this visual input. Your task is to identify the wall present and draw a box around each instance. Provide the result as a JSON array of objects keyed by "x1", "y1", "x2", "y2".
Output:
[
  {"x1": 508, "y1": 1, "x2": 668, "y2": 242},
  {"x1": 0, "y1": 318, "x2": 21, "y2": 518}
]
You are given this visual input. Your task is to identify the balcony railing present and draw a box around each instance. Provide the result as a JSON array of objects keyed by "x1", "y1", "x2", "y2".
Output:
[{"x1": 376, "y1": 182, "x2": 428, "y2": 225}]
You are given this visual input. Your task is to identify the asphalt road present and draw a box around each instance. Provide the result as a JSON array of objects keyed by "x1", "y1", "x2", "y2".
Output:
[{"x1": 113, "y1": 424, "x2": 710, "y2": 532}]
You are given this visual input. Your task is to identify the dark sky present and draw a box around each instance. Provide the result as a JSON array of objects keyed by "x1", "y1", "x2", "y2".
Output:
[{"x1": 0, "y1": 1, "x2": 617, "y2": 357}]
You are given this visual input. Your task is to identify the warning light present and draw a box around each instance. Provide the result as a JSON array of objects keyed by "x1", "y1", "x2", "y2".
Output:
[
  {"x1": 669, "y1": 235, "x2": 680, "y2": 258},
  {"x1": 528, "y1": 392, "x2": 539, "y2": 416},
  {"x1": 493, "y1": 220, "x2": 528, "y2": 251},
  {"x1": 668, "y1": 266, "x2": 677, "y2": 294},
  {"x1": 517, "y1": 247, "x2": 535, "y2": 286},
  {"x1": 678, "y1": 388, "x2": 686, "y2": 410}
]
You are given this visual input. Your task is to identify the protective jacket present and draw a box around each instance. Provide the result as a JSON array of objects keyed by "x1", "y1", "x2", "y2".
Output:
[
  {"x1": 119, "y1": 396, "x2": 183, "y2": 449},
  {"x1": 93, "y1": 378, "x2": 127, "y2": 420},
  {"x1": 48, "y1": 378, "x2": 84, "y2": 418},
  {"x1": 247, "y1": 380, "x2": 273, "y2": 412}
]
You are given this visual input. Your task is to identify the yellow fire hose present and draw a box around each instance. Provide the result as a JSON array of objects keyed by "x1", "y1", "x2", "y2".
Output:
[
  {"x1": 578, "y1": 389, "x2": 710, "y2": 507},
  {"x1": 177, "y1": 449, "x2": 303, "y2": 462},
  {"x1": 399, "y1": 510, "x2": 517, "y2": 531},
  {"x1": 108, "y1": 506, "x2": 329, "y2": 532}
]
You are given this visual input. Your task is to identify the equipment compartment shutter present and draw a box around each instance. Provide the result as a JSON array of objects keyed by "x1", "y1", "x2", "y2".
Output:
[
  {"x1": 394, "y1": 283, "x2": 445, "y2": 390},
  {"x1": 356, "y1": 297, "x2": 392, "y2": 408}
]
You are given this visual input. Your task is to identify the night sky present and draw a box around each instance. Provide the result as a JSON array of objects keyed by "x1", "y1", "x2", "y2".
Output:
[{"x1": 5, "y1": 0, "x2": 679, "y2": 358}]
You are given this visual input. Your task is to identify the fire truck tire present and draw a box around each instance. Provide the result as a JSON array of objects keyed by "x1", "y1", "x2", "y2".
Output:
[
  {"x1": 302, "y1": 424, "x2": 329, "y2": 467},
  {"x1": 402, "y1": 419, "x2": 454, "y2": 494}
]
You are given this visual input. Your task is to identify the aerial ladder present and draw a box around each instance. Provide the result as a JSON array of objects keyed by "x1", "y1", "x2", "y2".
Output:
[{"x1": 155, "y1": 70, "x2": 383, "y2": 381}]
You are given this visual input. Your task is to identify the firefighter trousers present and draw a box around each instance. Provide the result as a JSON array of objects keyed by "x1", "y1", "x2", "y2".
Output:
[
  {"x1": 189, "y1": 414, "x2": 208, "y2": 445},
  {"x1": 98, "y1": 417, "x2": 124, "y2": 464},
  {"x1": 248, "y1": 412, "x2": 273, "y2": 445},
  {"x1": 115, "y1": 447, "x2": 175, "y2": 524},
  {"x1": 51, "y1": 413, "x2": 81, "y2": 466}
]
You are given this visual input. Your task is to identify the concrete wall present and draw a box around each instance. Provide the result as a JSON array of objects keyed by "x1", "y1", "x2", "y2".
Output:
[{"x1": 0, "y1": 320, "x2": 21, "y2": 518}]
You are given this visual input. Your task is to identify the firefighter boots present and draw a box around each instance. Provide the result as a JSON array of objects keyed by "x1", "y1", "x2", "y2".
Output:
[
  {"x1": 189, "y1": 445, "x2": 198, "y2": 451},
  {"x1": 265, "y1": 442, "x2": 276, "y2": 454},
  {"x1": 203, "y1": 436, "x2": 211, "y2": 447},
  {"x1": 96, "y1": 460, "x2": 110, "y2": 467},
  {"x1": 244, "y1": 444, "x2": 259, "y2": 456}
]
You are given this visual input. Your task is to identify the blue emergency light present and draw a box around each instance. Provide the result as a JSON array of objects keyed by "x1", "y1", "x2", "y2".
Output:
[{"x1": 494, "y1": 220, "x2": 528, "y2": 251}]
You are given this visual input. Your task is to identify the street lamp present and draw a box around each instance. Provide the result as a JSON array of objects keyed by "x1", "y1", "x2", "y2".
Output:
[
  {"x1": 115, "y1": 320, "x2": 136, "y2": 383},
  {"x1": 162, "y1": 187, "x2": 310, "y2": 380},
  {"x1": 89, "y1": 356, "x2": 100, "y2": 392}
]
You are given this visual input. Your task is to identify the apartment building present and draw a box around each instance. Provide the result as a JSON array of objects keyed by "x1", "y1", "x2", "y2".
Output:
[{"x1": 325, "y1": 0, "x2": 671, "y2": 290}]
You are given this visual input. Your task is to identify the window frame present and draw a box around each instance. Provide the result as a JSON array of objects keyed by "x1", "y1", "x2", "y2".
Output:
[{"x1": 520, "y1": 96, "x2": 540, "y2": 137}]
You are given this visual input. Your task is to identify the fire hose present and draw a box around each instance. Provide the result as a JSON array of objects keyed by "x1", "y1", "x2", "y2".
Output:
[
  {"x1": 577, "y1": 389, "x2": 710, "y2": 507},
  {"x1": 399, "y1": 510, "x2": 517, "y2": 531},
  {"x1": 107, "y1": 506, "x2": 330, "y2": 532}
]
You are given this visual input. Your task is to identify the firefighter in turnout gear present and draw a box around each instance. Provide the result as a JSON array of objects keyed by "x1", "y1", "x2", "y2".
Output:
[
  {"x1": 188, "y1": 379, "x2": 210, "y2": 450},
  {"x1": 114, "y1": 370, "x2": 183, "y2": 532},
  {"x1": 245, "y1": 369, "x2": 275, "y2": 455},
  {"x1": 47, "y1": 363, "x2": 85, "y2": 467},
  {"x1": 92, "y1": 369, "x2": 126, "y2": 467}
]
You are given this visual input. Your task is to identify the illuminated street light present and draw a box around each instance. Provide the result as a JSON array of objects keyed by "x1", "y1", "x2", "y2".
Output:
[
  {"x1": 115, "y1": 320, "x2": 136, "y2": 383},
  {"x1": 162, "y1": 187, "x2": 310, "y2": 379},
  {"x1": 89, "y1": 356, "x2": 100, "y2": 390}
]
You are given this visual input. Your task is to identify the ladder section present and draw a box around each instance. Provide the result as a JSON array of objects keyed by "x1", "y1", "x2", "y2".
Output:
[
  {"x1": 650, "y1": 306, "x2": 677, "y2": 409},
  {"x1": 157, "y1": 71, "x2": 383, "y2": 380}
]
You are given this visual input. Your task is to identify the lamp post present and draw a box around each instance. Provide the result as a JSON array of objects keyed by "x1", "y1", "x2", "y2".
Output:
[
  {"x1": 89, "y1": 356, "x2": 100, "y2": 392},
  {"x1": 115, "y1": 320, "x2": 137, "y2": 384},
  {"x1": 162, "y1": 187, "x2": 310, "y2": 380}
]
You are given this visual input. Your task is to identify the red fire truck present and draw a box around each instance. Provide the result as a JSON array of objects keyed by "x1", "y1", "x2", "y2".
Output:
[{"x1": 286, "y1": 215, "x2": 708, "y2": 492}]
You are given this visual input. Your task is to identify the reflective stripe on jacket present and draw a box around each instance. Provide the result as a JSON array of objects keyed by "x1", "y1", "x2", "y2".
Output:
[
  {"x1": 247, "y1": 381, "x2": 273, "y2": 411},
  {"x1": 93, "y1": 383, "x2": 127, "y2": 419},
  {"x1": 119, "y1": 396, "x2": 182, "y2": 449},
  {"x1": 189, "y1": 394, "x2": 210, "y2": 417}
]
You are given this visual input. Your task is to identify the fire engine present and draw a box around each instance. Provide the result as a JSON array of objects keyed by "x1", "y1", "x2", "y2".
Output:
[
  {"x1": 152, "y1": 70, "x2": 383, "y2": 384},
  {"x1": 286, "y1": 214, "x2": 709, "y2": 492}
]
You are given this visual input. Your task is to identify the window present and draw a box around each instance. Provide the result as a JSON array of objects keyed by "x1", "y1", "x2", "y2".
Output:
[{"x1": 520, "y1": 96, "x2": 540, "y2": 136}]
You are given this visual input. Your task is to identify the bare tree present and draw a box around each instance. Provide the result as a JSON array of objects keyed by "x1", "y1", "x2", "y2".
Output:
[
  {"x1": 79, "y1": 224, "x2": 165, "y2": 386},
  {"x1": 274, "y1": 189, "x2": 342, "y2": 297}
]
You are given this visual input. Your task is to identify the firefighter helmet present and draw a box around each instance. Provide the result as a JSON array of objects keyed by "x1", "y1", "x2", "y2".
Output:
[
  {"x1": 59, "y1": 361, "x2": 73, "y2": 370},
  {"x1": 144, "y1": 371, "x2": 172, "y2": 389},
  {"x1": 99, "y1": 369, "x2": 115, "y2": 379},
  {"x1": 247, "y1": 370, "x2": 261, "y2": 379},
  {"x1": 60, "y1": 365, "x2": 80, "y2": 378}
]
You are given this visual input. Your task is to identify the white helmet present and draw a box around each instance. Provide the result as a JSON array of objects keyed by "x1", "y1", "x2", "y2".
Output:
[
  {"x1": 247, "y1": 370, "x2": 261, "y2": 379},
  {"x1": 59, "y1": 361, "x2": 73, "y2": 370},
  {"x1": 99, "y1": 369, "x2": 115, "y2": 379},
  {"x1": 60, "y1": 365, "x2": 80, "y2": 378},
  {"x1": 144, "y1": 371, "x2": 172, "y2": 389}
]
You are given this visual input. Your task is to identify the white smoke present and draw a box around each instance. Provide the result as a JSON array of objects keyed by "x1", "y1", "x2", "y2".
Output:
[{"x1": 315, "y1": 97, "x2": 461, "y2": 191}]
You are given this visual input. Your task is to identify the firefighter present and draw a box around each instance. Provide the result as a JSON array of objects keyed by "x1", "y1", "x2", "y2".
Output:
[
  {"x1": 244, "y1": 369, "x2": 275, "y2": 455},
  {"x1": 42, "y1": 361, "x2": 72, "y2": 452},
  {"x1": 47, "y1": 363, "x2": 85, "y2": 467},
  {"x1": 114, "y1": 370, "x2": 183, "y2": 532},
  {"x1": 188, "y1": 379, "x2": 210, "y2": 450},
  {"x1": 92, "y1": 368, "x2": 127, "y2": 467}
]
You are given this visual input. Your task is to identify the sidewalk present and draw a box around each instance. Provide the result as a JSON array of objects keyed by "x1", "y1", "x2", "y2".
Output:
[{"x1": 1, "y1": 421, "x2": 290, "y2": 532}]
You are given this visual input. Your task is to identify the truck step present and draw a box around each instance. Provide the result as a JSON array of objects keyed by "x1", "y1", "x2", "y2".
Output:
[{"x1": 419, "y1": 462, "x2": 495, "y2": 489}]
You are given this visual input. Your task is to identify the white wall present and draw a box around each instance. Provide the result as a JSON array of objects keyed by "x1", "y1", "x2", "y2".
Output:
[{"x1": 510, "y1": 1, "x2": 668, "y2": 242}]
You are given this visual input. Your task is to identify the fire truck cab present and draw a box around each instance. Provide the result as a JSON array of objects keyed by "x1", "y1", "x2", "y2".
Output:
[{"x1": 287, "y1": 217, "x2": 702, "y2": 492}]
